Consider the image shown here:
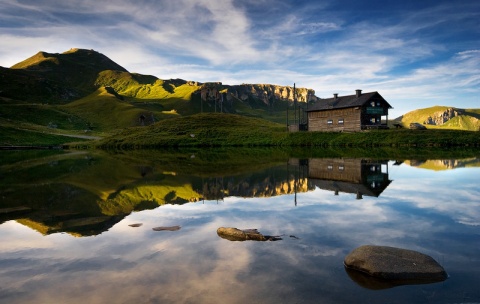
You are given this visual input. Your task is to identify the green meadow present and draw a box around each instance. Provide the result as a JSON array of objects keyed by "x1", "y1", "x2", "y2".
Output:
[{"x1": 91, "y1": 113, "x2": 480, "y2": 149}]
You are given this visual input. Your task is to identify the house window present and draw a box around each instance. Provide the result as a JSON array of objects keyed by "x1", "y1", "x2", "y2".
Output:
[
  {"x1": 327, "y1": 165, "x2": 333, "y2": 170},
  {"x1": 327, "y1": 119, "x2": 333, "y2": 125},
  {"x1": 338, "y1": 119, "x2": 344, "y2": 124},
  {"x1": 371, "y1": 101, "x2": 375, "y2": 107},
  {"x1": 338, "y1": 165, "x2": 344, "y2": 171},
  {"x1": 370, "y1": 118, "x2": 376, "y2": 124}
]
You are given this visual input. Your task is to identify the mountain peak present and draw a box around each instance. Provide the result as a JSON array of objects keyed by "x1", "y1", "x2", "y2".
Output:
[{"x1": 11, "y1": 48, "x2": 128, "y2": 73}]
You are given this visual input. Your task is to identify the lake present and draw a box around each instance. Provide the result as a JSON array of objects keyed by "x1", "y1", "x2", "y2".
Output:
[{"x1": 1, "y1": 149, "x2": 479, "y2": 304}]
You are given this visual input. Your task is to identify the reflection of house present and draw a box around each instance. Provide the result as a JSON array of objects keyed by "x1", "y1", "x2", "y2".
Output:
[
  {"x1": 306, "y1": 158, "x2": 391, "y2": 198},
  {"x1": 306, "y1": 90, "x2": 392, "y2": 132}
]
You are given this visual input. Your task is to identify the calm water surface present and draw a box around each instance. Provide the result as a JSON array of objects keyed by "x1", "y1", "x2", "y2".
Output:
[{"x1": 0, "y1": 151, "x2": 479, "y2": 304}]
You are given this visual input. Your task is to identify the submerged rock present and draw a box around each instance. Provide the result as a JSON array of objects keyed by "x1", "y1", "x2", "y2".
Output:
[
  {"x1": 129, "y1": 223, "x2": 143, "y2": 227},
  {"x1": 152, "y1": 225, "x2": 181, "y2": 231},
  {"x1": 217, "y1": 227, "x2": 282, "y2": 241},
  {"x1": 344, "y1": 245, "x2": 447, "y2": 288}
]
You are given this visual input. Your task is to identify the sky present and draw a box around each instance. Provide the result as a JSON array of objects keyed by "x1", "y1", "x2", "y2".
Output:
[{"x1": 0, "y1": 0, "x2": 478, "y2": 117}]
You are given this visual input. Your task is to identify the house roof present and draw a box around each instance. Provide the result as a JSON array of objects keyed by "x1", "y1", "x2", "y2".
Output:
[
  {"x1": 309, "y1": 178, "x2": 392, "y2": 197},
  {"x1": 306, "y1": 91, "x2": 392, "y2": 112}
]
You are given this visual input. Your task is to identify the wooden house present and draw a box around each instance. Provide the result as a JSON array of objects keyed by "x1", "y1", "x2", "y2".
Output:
[{"x1": 306, "y1": 90, "x2": 392, "y2": 132}]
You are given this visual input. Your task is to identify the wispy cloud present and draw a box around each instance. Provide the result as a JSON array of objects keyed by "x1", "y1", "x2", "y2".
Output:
[{"x1": 0, "y1": 0, "x2": 478, "y2": 116}]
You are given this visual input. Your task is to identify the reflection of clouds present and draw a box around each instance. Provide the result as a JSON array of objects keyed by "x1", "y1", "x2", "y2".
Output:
[
  {"x1": 385, "y1": 171, "x2": 480, "y2": 226},
  {"x1": 0, "y1": 166, "x2": 479, "y2": 303},
  {"x1": 0, "y1": 221, "x2": 57, "y2": 253}
]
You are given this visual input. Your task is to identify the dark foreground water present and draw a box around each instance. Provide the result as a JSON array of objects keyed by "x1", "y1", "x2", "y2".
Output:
[{"x1": 0, "y1": 150, "x2": 479, "y2": 303}]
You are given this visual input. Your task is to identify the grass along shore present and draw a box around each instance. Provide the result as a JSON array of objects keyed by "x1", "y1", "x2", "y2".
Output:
[{"x1": 84, "y1": 113, "x2": 480, "y2": 149}]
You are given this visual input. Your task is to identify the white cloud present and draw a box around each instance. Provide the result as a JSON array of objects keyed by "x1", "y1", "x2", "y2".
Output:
[{"x1": 0, "y1": 0, "x2": 478, "y2": 117}]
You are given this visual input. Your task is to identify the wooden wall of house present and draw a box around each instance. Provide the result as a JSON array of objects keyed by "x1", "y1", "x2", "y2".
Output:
[
  {"x1": 308, "y1": 107, "x2": 361, "y2": 132},
  {"x1": 308, "y1": 158, "x2": 362, "y2": 183}
]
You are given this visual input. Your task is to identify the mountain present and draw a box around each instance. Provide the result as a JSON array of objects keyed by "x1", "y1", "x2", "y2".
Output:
[
  {"x1": 1, "y1": 48, "x2": 315, "y2": 107},
  {"x1": 11, "y1": 48, "x2": 127, "y2": 72},
  {"x1": 0, "y1": 48, "x2": 317, "y2": 139},
  {"x1": 1, "y1": 48, "x2": 127, "y2": 103},
  {"x1": 395, "y1": 106, "x2": 480, "y2": 131}
]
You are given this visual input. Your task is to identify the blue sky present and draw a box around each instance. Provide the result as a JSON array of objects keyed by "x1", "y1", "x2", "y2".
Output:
[{"x1": 0, "y1": 0, "x2": 478, "y2": 117}]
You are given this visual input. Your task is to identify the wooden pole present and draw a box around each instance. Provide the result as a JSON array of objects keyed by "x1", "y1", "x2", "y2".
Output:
[
  {"x1": 286, "y1": 98, "x2": 289, "y2": 131},
  {"x1": 294, "y1": 83, "x2": 297, "y2": 127}
]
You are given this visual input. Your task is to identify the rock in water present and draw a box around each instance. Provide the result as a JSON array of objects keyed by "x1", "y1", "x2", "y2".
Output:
[
  {"x1": 217, "y1": 227, "x2": 283, "y2": 241},
  {"x1": 217, "y1": 227, "x2": 267, "y2": 241},
  {"x1": 344, "y1": 245, "x2": 447, "y2": 285},
  {"x1": 152, "y1": 225, "x2": 181, "y2": 231}
]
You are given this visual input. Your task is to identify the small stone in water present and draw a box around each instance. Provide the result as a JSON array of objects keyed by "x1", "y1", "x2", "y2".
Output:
[{"x1": 152, "y1": 225, "x2": 181, "y2": 231}]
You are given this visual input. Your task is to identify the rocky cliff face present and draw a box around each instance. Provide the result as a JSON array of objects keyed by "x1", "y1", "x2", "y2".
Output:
[
  {"x1": 227, "y1": 84, "x2": 317, "y2": 104},
  {"x1": 199, "y1": 82, "x2": 317, "y2": 106},
  {"x1": 424, "y1": 108, "x2": 464, "y2": 125}
]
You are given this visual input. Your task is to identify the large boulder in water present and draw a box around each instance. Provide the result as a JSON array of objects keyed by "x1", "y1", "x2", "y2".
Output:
[{"x1": 344, "y1": 245, "x2": 447, "y2": 287}]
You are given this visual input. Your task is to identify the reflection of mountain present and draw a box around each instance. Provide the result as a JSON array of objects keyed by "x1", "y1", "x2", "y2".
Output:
[
  {"x1": 0, "y1": 150, "x2": 312, "y2": 236},
  {"x1": 194, "y1": 167, "x2": 313, "y2": 200},
  {"x1": 304, "y1": 158, "x2": 391, "y2": 198},
  {"x1": 404, "y1": 158, "x2": 480, "y2": 171}
]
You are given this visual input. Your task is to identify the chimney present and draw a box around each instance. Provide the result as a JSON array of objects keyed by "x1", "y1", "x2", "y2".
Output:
[
  {"x1": 333, "y1": 93, "x2": 338, "y2": 100},
  {"x1": 355, "y1": 89, "x2": 362, "y2": 97}
]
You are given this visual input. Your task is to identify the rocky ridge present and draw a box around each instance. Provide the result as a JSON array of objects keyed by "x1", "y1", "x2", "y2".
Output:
[
  {"x1": 424, "y1": 107, "x2": 464, "y2": 125},
  {"x1": 198, "y1": 82, "x2": 317, "y2": 106}
]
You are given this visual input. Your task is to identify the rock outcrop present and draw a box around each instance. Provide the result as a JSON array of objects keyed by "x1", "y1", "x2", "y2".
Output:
[
  {"x1": 227, "y1": 84, "x2": 317, "y2": 104},
  {"x1": 424, "y1": 108, "x2": 464, "y2": 125},
  {"x1": 199, "y1": 82, "x2": 318, "y2": 106},
  {"x1": 344, "y1": 245, "x2": 447, "y2": 288}
]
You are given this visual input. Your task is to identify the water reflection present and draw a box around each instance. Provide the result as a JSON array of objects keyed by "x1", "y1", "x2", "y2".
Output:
[
  {"x1": 0, "y1": 152, "x2": 397, "y2": 236},
  {"x1": 0, "y1": 150, "x2": 479, "y2": 303},
  {"x1": 303, "y1": 158, "x2": 391, "y2": 199},
  {"x1": 5, "y1": 153, "x2": 478, "y2": 237},
  {"x1": 404, "y1": 158, "x2": 480, "y2": 170},
  {"x1": 344, "y1": 266, "x2": 447, "y2": 290}
]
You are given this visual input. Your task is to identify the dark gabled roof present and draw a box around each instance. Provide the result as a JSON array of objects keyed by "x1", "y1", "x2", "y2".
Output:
[
  {"x1": 307, "y1": 91, "x2": 392, "y2": 112},
  {"x1": 309, "y1": 178, "x2": 392, "y2": 197}
]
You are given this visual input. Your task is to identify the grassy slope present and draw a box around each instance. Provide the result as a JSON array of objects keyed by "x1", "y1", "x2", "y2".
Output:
[
  {"x1": 0, "y1": 125, "x2": 87, "y2": 146},
  {"x1": 62, "y1": 87, "x2": 165, "y2": 132},
  {"x1": 399, "y1": 106, "x2": 480, "y2": 131},
  {"x1": 95, "y1": 70, "x2": 201, "y2": 115},
  {"x1": 95, "y1": 113, "x2": 286, "y2": 148},
  {"x1": 442, "y1": 109, "x2": 480, "y2": 131},
  {"x1": 0, "y1": 103, "x2": 89, "y2": 130},
  {"x1": 92, "y1": 113, "x2": 480, "y2": 149}
]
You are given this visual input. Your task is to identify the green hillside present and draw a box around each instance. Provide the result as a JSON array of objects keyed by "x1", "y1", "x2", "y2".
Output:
[
  {"x1": 96, "y1": 113, "x2": 286, "y2": 148},
  {"x1": 397, "y1": 106, "x2": 480, "y2": 131},
  {"x1": 95, "y1": 70, "x2": 202, "y2": 115},
  {"x1": 62, "y1": 87, "x2": 165, "y2": 132},
  {"x1": 94, "y1": 112, "x2": 480, "y2": 149}
]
